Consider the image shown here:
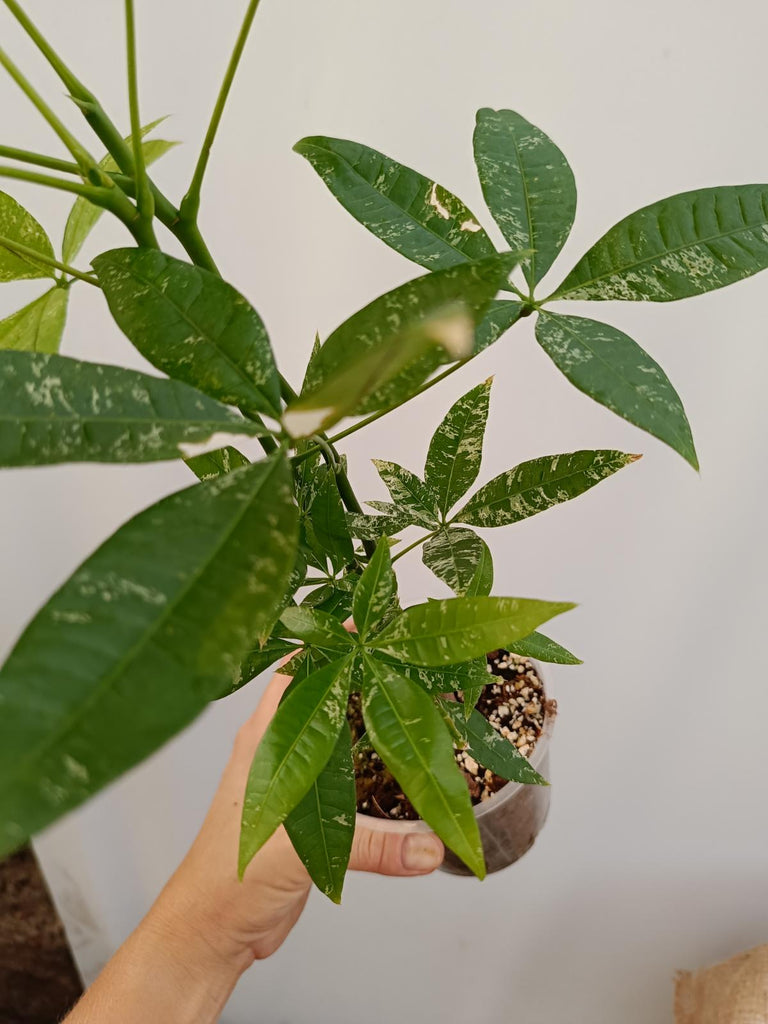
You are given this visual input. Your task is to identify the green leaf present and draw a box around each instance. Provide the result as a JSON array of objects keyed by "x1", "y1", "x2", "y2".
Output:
[
  {"x1": 391, "y1": 656, "x2": 489, "y2": 698},
  {"x1": 361, "y1": 654, "x2": 485, "y2": 877},
  {"x1": 296, "y1": 254, "x2": 519, "y2": 428},
  {"x1": 423, "y1": 528, "x2": 488, "y2": 596},
  {"x1": 369, "y1": 595, "x2": 574, "y2": 666},
  {"x1": 474, "y1": 299, "x2": 524, "y2": 354},
  {"x1": 441, "y1": 701, "x2": 547, "y2": 785},
  {"x1": 226, "y1": 639, "x2": 298, "y2": 698},
  {"x1": 295, "y1": 135, "x2": 497, "y2": 271},
  {"x1": 425, "y1": 379, "x2": 492, "y2": 514},
  {"x1": 0, "y1": 287, "x2": 68, "y2": 354},
  {"x1": 239, "y1": 656, "x2": 354, "y2": 874},
  {"x1": 0, "y1": 352, "x2": 266, "y2": 467},
  {"x1": 284, "y1": 719, "x2": 356, "y2": 903},
  {"x1": 310, "y1": 471, "x2": 355, "y2": 572},
  {"x1": 345, "y1": 510, "x2": 409, "y2": 539},
  {"x1": 455, "y1": 449, "x2": 639, "y2": 528},
  {"x1": 353, "y1": 538, "x2": 397, "y2": 638},
  {"x1": 508, "y1": 631, "x2": 582, "y2": 665},
  {"x1": 278, "y1": 606, "x2": 355, "y2": 651},
  {"x1": 301, "y1": 583, "x2": 355, "y2": 622},
  {"x1": 63, "y1": 121, "x2": 177, "y2": 264},
  {"x1": 0, "y1": 191, "x2": 55, "y2": 281},
  {"x1": 93, "y1": 249, "x2": 281, "y2": 419},
  {"x1": 372, "y1": 460, "x2": 440, "y2": 529},
  {"x1": 463, "y1": 541, "x2": 494, "y2": 598},
  {"x1": 536, "y1": 312, "x2": 697, "y2": 469},
  {"x1": 551, "y1": 185, "x2": 768, "y2": 302},
  {"x1": 0, "y1": 452, "x2": 298, "y2": 856},
  {"x1": 184, "y1": 445, "x2": 250, "y2": 481},
  {"x1": 473, "y1": 109, "x2": 577, "y2": 288}
]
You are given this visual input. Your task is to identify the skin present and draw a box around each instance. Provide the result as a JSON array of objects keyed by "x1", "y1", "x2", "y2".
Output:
[{"x1": 63, "y1": 669, "x2": 445, "y2": 1023}]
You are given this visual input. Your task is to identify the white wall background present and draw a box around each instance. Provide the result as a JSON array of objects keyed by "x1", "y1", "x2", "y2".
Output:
[{"x1": 2, "y1": 1, "x2": 767, "y2": 1020}]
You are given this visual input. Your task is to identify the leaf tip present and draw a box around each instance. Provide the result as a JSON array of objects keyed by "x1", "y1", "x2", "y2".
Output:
[{"x1": 627, "y1": 453, "x2": 643, "y2": 463}]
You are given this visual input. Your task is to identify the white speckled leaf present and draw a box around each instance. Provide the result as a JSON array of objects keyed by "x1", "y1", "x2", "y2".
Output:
[
  {"x1": 300, "y1": 254, "x2": 519, "y2": 422},
  {"x1": 93, "y1": 248, "x2": 281, "y2": 419},
  {"x1": 552, "y1": 185, "x2": 768, "y2": 301},
  {"x1": 463, "y1": 541, "x2": 494, "y2": 598},
  {"x1": 508, "y1": 631, "x2": 582, "y2": 665},
  {"x1": 0, "y1": 452, "x2": 298, "y2": 856},
  {"x1": 455, "y1": 449, "x2": 639, "y2": 528},
  {"x1": 239, "y1": 656, "x2": 355, "y2": 875},
  {"x1": 474, "y1": 299, "x2": 524, "y2": 354},
  {"x1": 0, "y1": 288, "x2": 68, "y2": 354},
  {"x1": 353, "y1": 539, "x2": 397, "y2": 638},
  {"x1": 279, "y1": 606, "x2": 355, "y2": 652},
  {"x1": 373, "y1": 460, "x2": 440, "y2": 529},
  {"x1": 0, "y1": 191, "x2": 55, "y2": 282},
  {"x1": 536, "y1": 313, "x2": 697, "y2": 468},
  {"x1": 473, "y1": 109, "x2": 576, "y2": 288},
  {"x1": 361, "y1": 653, "x2": 485, "y2": 878},
  {"x1": 184, "y1": 445, "x2": 250, "y2": 482},
  {"x1": 0, "y1": 352, "x2": 267, "y2": 466},
  {"x1": 389, "y1": 655, "x2": 489, "y2": 697},
  {"x1": 441, "y1": 700, "x2": 546, "y2": 785},
  {"x1": 369, "y1": 596, "x2": 574, "y2": 667},
  {"x1": 62, "y1": 119, "x2": 176, "y2": 264},
  {"x1": 345, "y1": 510, "x2": 410, "y2": 539},
  {"x1": 423, "y1": 528, "x2": 487, "y2": 595},
  {"x1": 295, "y1": 135, "x2": 496, "y2": 271},
  {"x1": 425, "y1": 379, "x2": 492, "y2": 514},
  {"x1": 284, "y1": 718, "x2": 356, "y2": 903}
]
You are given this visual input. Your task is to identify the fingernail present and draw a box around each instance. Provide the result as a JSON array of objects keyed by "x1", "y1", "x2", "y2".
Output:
[{"x1": 402, "y1": 833, "x2": 443, "y2": 871}]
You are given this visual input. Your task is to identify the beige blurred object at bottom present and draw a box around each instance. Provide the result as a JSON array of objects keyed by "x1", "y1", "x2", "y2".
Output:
[{"x1": 676, "y1": 946, "x2": 768, "y2": 1024}]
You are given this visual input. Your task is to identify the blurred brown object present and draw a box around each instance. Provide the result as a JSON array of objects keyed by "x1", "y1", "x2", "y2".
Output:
[
  {"x1": 0, "y1": 845, "x2": 82, "y2": 1024},
  {"x1": 676, "y1": 945, "x2": 768, "y2": 1024}
]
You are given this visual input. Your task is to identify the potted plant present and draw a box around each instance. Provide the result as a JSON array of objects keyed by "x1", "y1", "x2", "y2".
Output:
[{"x1": 1, "y1": 0, "x2": 766, "y2": 903}]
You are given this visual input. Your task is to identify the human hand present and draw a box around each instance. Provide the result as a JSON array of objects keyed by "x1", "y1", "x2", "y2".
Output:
[{"x1": 150, "y1": 667, "x2": 445, "y2": 974}]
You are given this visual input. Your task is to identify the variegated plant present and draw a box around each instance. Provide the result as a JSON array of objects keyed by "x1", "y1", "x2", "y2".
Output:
[{"x1": 1, "y1": 1, "x2": 766, "y2": 898}]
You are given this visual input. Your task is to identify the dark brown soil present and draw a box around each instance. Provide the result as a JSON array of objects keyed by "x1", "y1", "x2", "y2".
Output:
[
  {"x1": 0, "y1": 845, "x2": 83, "y2": 1024},
  {"x1": 351, "y1": 650, "x2": 549, "y2": 821}
]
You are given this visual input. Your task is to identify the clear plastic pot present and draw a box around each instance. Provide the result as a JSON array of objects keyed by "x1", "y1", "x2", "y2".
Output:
[{"x1": 355, "y1": 665, "x2": 554, "y2": 877}]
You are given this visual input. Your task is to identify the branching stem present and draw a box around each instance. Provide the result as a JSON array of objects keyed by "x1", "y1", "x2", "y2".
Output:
[{"x1": 124, "y1": 0, "x2": 157, "y2": 236}]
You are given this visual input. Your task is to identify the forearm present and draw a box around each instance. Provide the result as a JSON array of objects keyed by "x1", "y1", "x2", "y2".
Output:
[{"x1": 63, "y1": 897, "x2": 250, "y2": 1024}]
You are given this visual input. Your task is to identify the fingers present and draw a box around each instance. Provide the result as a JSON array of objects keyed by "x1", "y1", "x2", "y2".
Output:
[{"x1": 349, "y1": 826, "x2": 444, "y2": 877}]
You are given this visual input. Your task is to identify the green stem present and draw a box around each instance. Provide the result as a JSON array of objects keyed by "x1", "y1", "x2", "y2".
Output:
[
  {"x1": 0, "y1": 233, "x2": 100, "y2": 286},
  {"x1": 0, "y1": 146, "x2": 81, "y2": 176},
  {"x1": 124, "y1": 0, "x2": 157, "y2": 234},
  {"x1": 0, "y1": 162, "x2": 107, "y2": 198},
  {"x1": 0, "y1": 46, "x2": 97, "y2": 177},
  {"x1": 391, "y1": 529, "x2": 439, "y2": 564},
  {"x1": 180, "y1": 0, "x2": 263, "y2": 223}
]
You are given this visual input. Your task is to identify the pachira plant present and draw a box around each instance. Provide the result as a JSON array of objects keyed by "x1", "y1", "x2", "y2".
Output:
[{"x1": 1, "y1": 0, "x2": 766, "y2": 898}]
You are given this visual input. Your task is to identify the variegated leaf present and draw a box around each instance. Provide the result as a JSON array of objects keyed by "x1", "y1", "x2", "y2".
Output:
[
  {"x1": 425, "y1": 379, "x2": 492, "y2": 514},
  {"x1": 294, "y1": 135, "x2": 497, "y2": 271},
  {"x1": 455, "y1": 450, "x2": 639, "y2": 528},
  {"x1": 535, "y1": 313, "x2": 698, "y2": 469},
  {"x1": 551, "y1": 185, "x2": 768, "y2": 302},
  {"x1": 373, "y1": 460, "x2": 440, "y2": 529},
  {"x1": 0, "y1": 352, "x2": 267, "y2": 466},
  {"x1": 473, "y1": 109, "x2": 576, "y2": 288},
  {"x1": 0, "y1": 191, "x2": 55, "y2": 281}
]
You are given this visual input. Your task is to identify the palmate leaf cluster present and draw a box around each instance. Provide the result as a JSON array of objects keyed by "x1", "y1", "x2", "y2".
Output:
[{"x1": 2, "y1": 51, "x2": 767, "y2": 898}]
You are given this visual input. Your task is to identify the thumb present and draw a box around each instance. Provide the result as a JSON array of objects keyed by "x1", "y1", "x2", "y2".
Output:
[{"x1": 349, "y1": 825, "x2": 444, "y2": 877}]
